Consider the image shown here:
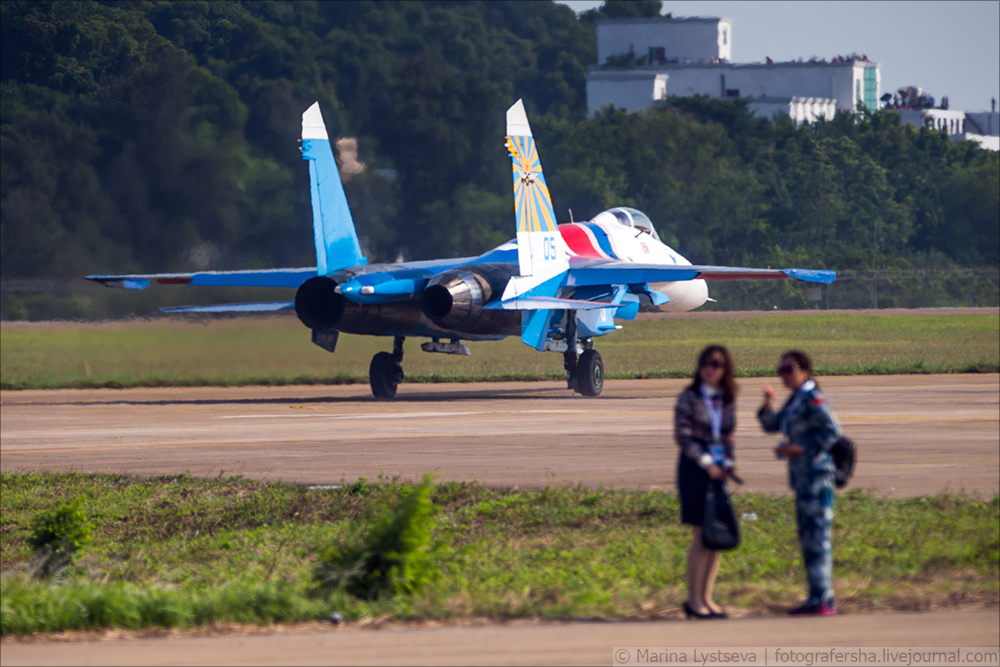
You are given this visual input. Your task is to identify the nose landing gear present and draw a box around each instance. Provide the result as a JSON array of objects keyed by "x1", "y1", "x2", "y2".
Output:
[
  {"x1": 576, "y1": 347, "x2": 604, "y2": 396},
  {"x1": 370, "y1": 336, "x2": 405, "y2": 399}
]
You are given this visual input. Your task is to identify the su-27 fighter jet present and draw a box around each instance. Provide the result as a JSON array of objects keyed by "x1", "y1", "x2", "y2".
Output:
[{"x1": 88, "y1": 100, "x2": 835, "y2": 398}]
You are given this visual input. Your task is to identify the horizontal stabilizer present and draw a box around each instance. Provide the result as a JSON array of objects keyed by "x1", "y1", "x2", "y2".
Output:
[
  {"x1": 566, "y1": 264, "x2": 836, "y2": 287},
  {"x1": 87, "y1": 268, "x2": 317, "y2": 290},
  {"x1": 160, "y1": 301, "x2": 294, "y2": 314},
  {"x1": 486, "y1": 296, "x2": 620, "y2": 311}
]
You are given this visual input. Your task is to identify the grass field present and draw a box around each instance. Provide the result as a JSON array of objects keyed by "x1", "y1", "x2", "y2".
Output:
[
  {"x1": 1, "y1": 473, "x2": 996, "y2": 635},
  {"x1": 2, "y1": 313, "x2": 998, "y2": 390}
]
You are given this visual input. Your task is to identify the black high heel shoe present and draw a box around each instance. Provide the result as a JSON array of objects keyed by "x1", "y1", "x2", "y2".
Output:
[
  {"x1": 709, "y1": 608, "x2": 728, "y2": 619},
  {"x1": 684, "y1": 601, "x2": 714, "y2": 619}
]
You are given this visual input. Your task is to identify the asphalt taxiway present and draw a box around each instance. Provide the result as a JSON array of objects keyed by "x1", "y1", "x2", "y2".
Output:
[
  {"x1": 1, "y1": 375, "x2": 998, "y2": 665},
  {"x1": 2, "y1": 375, "x2": 998, "y2": 497}
]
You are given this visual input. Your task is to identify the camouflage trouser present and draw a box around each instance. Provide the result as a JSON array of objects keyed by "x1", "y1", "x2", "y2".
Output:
[{"x1": 795, "y1": 474, "x2": 835, "y2": 606}]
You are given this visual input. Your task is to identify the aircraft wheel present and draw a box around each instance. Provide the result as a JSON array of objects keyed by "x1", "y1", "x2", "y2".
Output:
[
  {"x1": 577, "y1": 349, "x2": 604, "y2": 397},
  {"x1": 370, "y1": 352, "x2": 401, "y2": 399}
]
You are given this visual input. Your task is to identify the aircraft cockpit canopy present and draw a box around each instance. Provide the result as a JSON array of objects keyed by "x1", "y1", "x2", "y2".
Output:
[{"x1": 590, "y1": 207, "x2": 660, "y2": 241}]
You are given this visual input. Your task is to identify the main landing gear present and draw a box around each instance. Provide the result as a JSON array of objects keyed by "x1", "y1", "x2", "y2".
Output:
[
  {"x1": 563, "y1": 312, "x2": 604, "y2": 397},
  {"x1": 370, "y1": 336, "x2": 405, "y2": 399}
]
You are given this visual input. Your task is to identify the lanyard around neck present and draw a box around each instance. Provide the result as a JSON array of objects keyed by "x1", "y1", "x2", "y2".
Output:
[{"x1": 700, "y1": 387, "x2": 723, "y2": 441}]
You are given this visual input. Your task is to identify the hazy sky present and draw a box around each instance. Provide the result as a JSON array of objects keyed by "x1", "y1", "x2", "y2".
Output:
[{"x1": 557, "y1": 1, "x2": 1000, "y2": 112}]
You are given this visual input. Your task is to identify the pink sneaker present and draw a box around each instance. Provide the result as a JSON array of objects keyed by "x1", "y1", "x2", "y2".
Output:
[{"x1": 788, "y1": 601, "x2": 837, "y2": 616}]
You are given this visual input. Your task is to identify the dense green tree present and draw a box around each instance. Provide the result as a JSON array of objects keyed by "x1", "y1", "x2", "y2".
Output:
[
  {"x1": 580, "y1": 0, "x2": 666, "y2": 23},
  {"x1": 1, "y1": 0, "x2": 997, "y2": 321}
]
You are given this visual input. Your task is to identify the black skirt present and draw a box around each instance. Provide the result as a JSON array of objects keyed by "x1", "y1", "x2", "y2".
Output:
[{"x1": 678, "y1": 454, "x2": 709, "y2": 526}]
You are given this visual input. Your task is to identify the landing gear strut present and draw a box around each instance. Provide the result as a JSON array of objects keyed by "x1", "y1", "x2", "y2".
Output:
[
  {"x1": 370, "y1": 336, "x2": 405, "y2": 399},
  {"x1": 563, "y1": 312, "x2": 604, "y2": 397}
]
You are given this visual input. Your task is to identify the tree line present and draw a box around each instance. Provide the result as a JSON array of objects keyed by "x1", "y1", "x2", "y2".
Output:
[{"x1": 1, "y1": 1, "x2": 997, "y2": 318}]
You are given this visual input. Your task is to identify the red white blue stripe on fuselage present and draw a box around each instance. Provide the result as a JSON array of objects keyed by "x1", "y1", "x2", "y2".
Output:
[{"x1": 558, "y1": 222, "x2": 620, "y2": 260}]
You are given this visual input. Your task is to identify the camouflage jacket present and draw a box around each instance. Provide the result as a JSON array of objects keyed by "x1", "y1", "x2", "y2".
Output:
[{"x1": 758, "y1": 379, "x2": 842, "y2": 491}]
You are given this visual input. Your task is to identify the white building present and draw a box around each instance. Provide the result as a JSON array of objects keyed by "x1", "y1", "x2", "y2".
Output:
[
  {"x1": 894, "y1": 109, "x2": 999, "y2": 151},
  {"x1": 962, "y1": 112, "x2": 1000, "y2": 150},
  {"x1": 586, "y1": 16, "x2": 880, "y2": 124},
  {"x1": 965, "y1": 112, "x2": 999, "y2": 136},
  {"x1": 749, "y1": 96, "x2": 839, "y2": 124},
  {"x1": 896, "y1": 109, "x2": 967, "y2": 135},
  {"x1": 587, "y1": 71, "x2": 667, "y2": 113},
  {"x1": 957, "y1": 134, "x2": 1000, "y2": 151},
  {"x1": 597, "y1": 17, "x2": 732, "y2": 65}
]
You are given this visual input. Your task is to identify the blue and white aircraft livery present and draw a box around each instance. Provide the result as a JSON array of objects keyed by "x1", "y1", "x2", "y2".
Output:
[{"x1": 88, "y1": 100, "x2": 835, "y2": 398}]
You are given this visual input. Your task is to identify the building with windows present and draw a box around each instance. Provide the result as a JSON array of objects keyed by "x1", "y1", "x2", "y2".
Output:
[
  {"x1": 897, "y1": 108, "x2": 967, "y2": 135},
  {"x1": 892, "y1": 108, "x2": 999, "y2": 151},
  {"x1": 586, "y1": 16, "x2": 879, "y2": 124},
  {"x1": 750, "y1": 96, "x2": 840, "y2": 125}
]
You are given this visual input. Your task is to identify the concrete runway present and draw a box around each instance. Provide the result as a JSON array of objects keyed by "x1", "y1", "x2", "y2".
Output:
[{"x1": 2, "y1": 375, "x2": 998, "y2": 497}]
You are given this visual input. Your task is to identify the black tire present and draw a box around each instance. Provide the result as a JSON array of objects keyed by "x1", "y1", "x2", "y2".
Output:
[
  {"x1": 576, "y1": 349, "x2": 604, "y2": 396},
  {"x1": 369, "y1": 352, "x2": 401, "y2": 399}
]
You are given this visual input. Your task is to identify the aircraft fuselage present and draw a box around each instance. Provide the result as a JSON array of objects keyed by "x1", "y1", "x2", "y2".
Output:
[{"x1": 295, "y1": 212, "x2": 708, "y2": 341}]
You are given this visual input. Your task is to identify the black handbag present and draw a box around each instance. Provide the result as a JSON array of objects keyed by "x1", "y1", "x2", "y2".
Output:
[{"x1": 702, "y1": 480, "x2": 740, "y2": 551}]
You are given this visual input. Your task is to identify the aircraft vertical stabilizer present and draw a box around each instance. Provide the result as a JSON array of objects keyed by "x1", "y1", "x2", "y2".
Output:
[
  {"x1": 502, "y1": 100, "x2": 571, "y2": 350},
  {"x1": 505, "y1": 100, "x2": 568, "y2": 280},
  {"x1": 301, "y1": 102, "x2": 366, "y2": 274}
]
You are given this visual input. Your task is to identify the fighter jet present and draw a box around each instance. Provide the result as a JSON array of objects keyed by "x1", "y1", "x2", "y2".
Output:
[{"x1": 88, "y1": 100, "x2": 834, "y2": 398}]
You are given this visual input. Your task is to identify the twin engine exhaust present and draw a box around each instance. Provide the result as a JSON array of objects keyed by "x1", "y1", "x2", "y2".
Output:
[
  {"x1": 294, "y1": 263, "x2": 518, "y2": 337},
  {"x1": 419, "y1": 263, "x2": 517, "y2": 335},
  {"x1": 294, "y1": 276, "x2": 344, "y2": 331}
]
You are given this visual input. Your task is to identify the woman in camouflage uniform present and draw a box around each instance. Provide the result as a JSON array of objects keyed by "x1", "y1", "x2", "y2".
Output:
[{"x1": 758, "y1": 350, "x2": 843, "y2": 616}]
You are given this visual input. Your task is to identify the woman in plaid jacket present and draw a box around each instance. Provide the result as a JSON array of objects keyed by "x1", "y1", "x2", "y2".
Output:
[{"x1": 675, "y1": 345, "x2": 739, "y2": 619}]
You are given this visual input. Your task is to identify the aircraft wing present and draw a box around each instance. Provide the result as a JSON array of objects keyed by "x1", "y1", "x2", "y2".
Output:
[
  {"x1": 485, "y1": 295, "x2": 620, "y2": 311},
  {"x1": 563, "y1": 262, "x2": 835, "y2": 287},
  {"x1": 85, "y1": 268, "x2": 317, "y2": 290},
  {"x1": 160, "y1": 301, "x2": 295, "y2": 314}
]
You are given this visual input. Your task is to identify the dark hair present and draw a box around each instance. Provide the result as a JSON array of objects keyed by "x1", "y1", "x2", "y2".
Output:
[
  {"x1": 688, "y1": 345, "x2": 738, "y2": 405},
  {"x1": 781, "y1": 350, "x2": 819, "y2": 387}
]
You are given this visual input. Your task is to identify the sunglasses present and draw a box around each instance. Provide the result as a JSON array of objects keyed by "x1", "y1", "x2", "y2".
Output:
[
  {"x1": 777, "y1": 363, "x2": 799, "y2": 375},
  {"x1": 701, "y1": 360, "x2": 724, "y2": 370}
]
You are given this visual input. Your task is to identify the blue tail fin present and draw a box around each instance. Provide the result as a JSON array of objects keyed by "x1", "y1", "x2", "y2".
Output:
[{"x1": 301, "y1": 102, "x2": 366, "y2": 274}]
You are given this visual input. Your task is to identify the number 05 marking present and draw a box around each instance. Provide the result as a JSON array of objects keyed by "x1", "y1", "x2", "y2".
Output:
[{"x1": 543, "y1": 236, "x2": 557, "y2": 260}]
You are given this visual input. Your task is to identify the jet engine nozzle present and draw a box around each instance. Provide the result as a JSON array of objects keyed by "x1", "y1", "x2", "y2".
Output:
[
  {"x1": 295, "y1": 276, "x2": 345, "y2": 330},
  {"x1": 420, "y1": 263, "x2": 518, "y2": 335},
  {"x1": 421, "y1": 269, "x2": 487, "y2": 330}
]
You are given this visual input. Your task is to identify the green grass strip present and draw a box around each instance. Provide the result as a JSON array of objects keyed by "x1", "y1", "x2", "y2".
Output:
[
  {"x1": 2, "y1": 313, "x2": 998, "y2": 390},
  {"x1": 2, "y1": 472, "x2": 997, "y2": 635}
]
